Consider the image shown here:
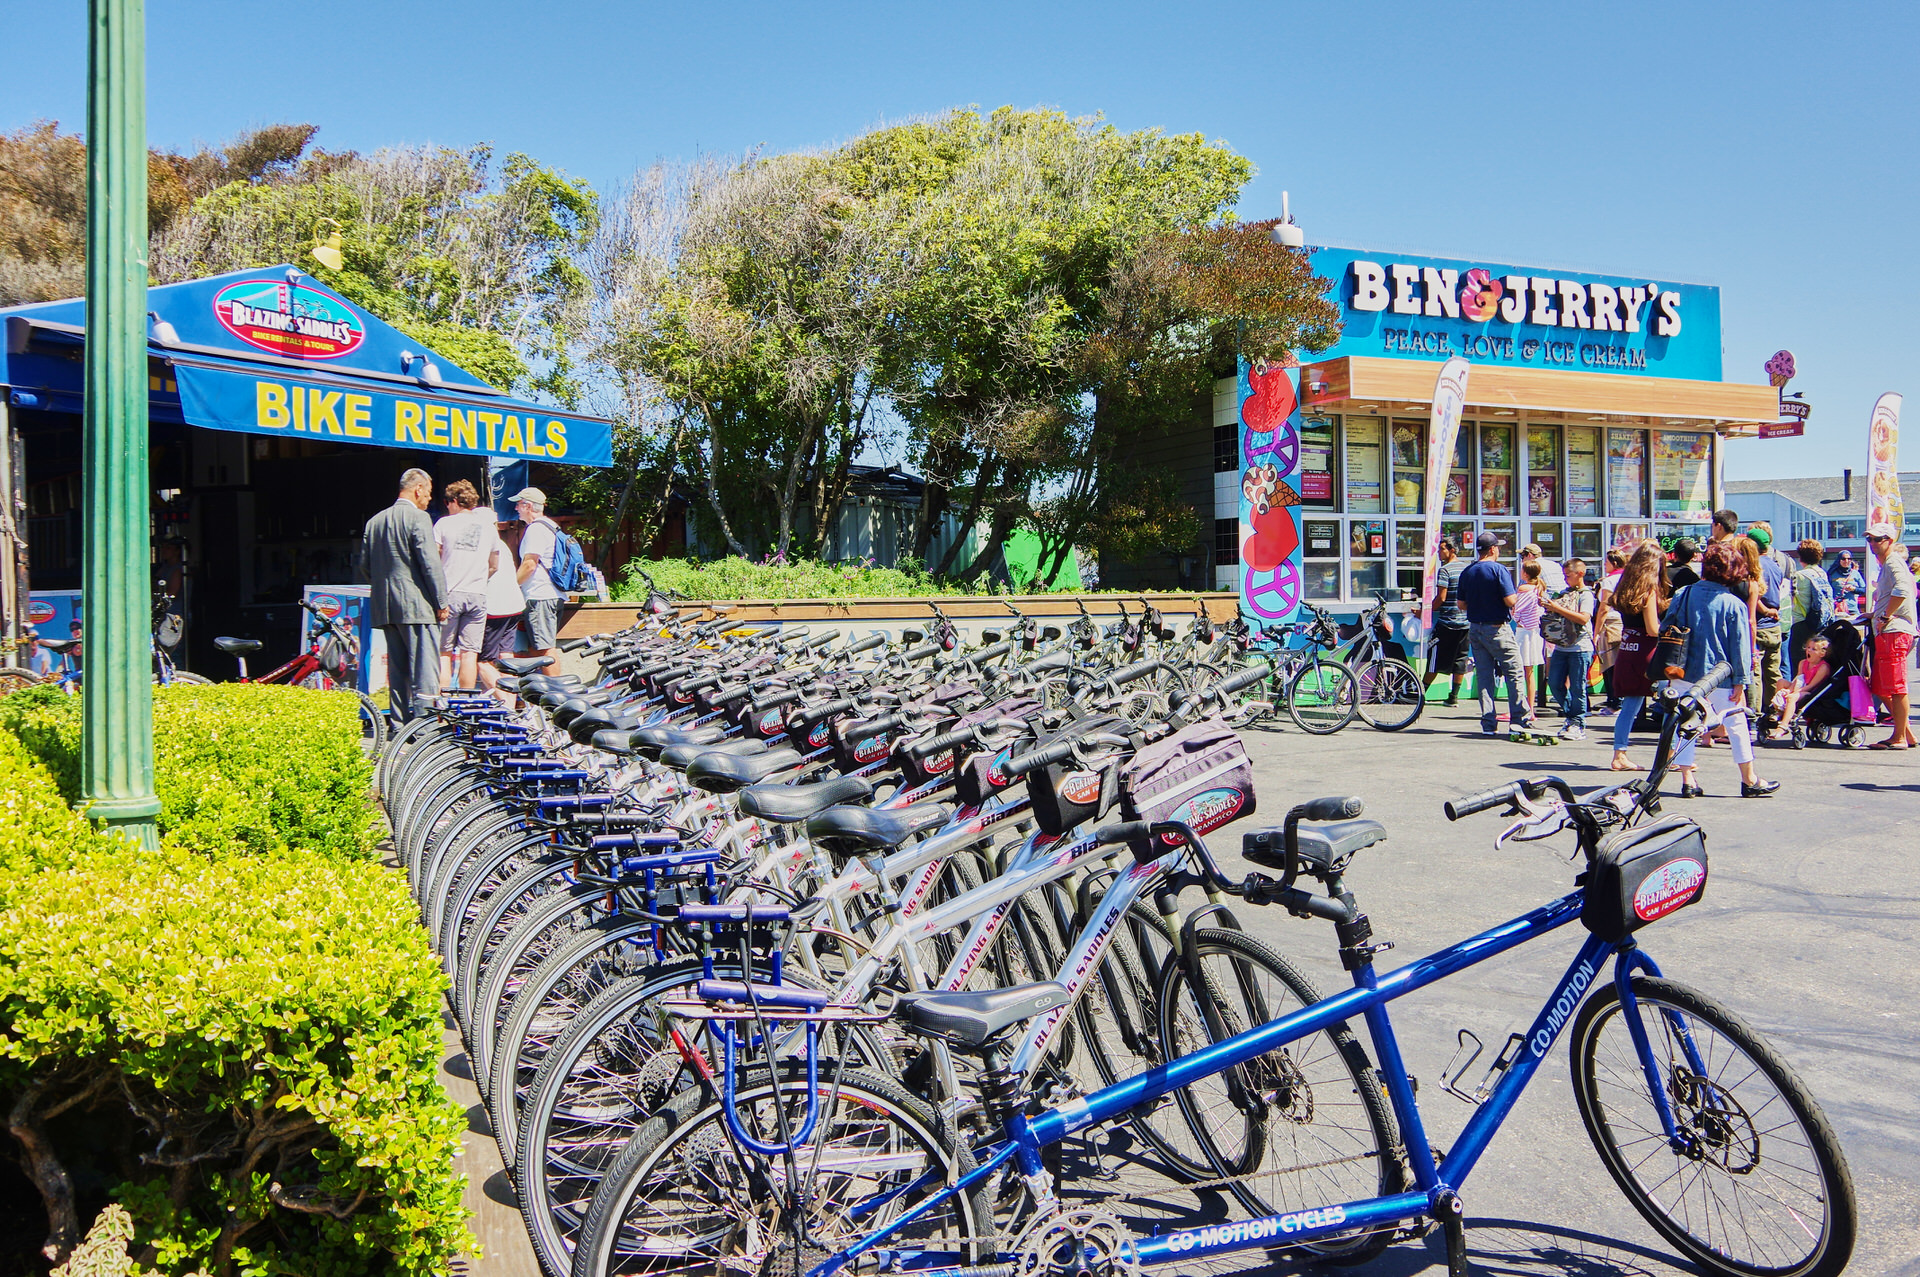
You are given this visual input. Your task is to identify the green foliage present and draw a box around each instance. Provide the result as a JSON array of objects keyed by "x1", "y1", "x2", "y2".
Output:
[
  {"x1": 0, "y1": 841, "x2": 466, "y2": 1274},
  {"x1": 615, "y1": 555, "x2": 965, "y2": 601},
  {"x1": 0, "y1": 730, "x2": 106, "y2": 889},
  {"x1": 0, "y1": 685, "x2": 377, "y2": 861}
]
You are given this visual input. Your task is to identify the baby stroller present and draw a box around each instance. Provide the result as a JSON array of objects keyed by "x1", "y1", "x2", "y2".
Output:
[{"x1": 1786, "y1": 619, "x2": 1868, "y2": 749}]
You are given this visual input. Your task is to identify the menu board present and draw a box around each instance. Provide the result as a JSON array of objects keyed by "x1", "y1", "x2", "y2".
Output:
[
  {"x1": 1653, "y1": 431, "x2": 1713, "y2": 522},
  {"x1": 1300, "y1": 417, "x2": 1336, "y2": 508},
  {"x1": 1566, "y1": 427, "x2": 1599, "y2": 516},
  {"x1": 1345, "y1": 417, "x2": 1383, "y2": 512},
  {"x1": 1608, "y1": 430, "x2": 1647, "y2": 518},
  {"x1": 1480, "y1": 425, "x2": 1513, "y2": 514},
  {"x1": 1527, "y1": 428, "x2": 1558, "y2": 515},
  {"x1": 1303, "y1": 519, "x2": 1340, "y2": 558}
]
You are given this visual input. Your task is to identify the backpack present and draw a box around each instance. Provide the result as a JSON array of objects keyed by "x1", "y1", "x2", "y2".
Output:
[
  {"x1": 1793, "y1": 568, "x2": 1834, "y2": 630},
  {"x1": 533, "y1": 516, "x2": 588, "y2": 592},
  {"x1": 1540, "y1": 587, "x2": 1592, "y2": 647}
]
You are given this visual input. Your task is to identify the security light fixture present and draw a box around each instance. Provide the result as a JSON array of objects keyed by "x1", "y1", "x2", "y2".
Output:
[
  {"x1": 1269, "y1": 192, "x2": 1305, "y2": 248},
  {"x1": 146, "y1": 311, "x2": 180, "y2": 347}
]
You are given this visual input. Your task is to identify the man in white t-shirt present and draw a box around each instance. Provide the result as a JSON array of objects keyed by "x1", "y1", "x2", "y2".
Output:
[
  {"x1": 434, "y1": 479, "x2": 500, "y2": 690},
  {"x1": 511, "y1": 486, "x2": 563, "y2": 660}
]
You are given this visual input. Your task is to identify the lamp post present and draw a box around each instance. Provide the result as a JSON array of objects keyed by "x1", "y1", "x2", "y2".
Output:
[{"x1": 82, "y1": 0, "x2": 160, "y2": 846}]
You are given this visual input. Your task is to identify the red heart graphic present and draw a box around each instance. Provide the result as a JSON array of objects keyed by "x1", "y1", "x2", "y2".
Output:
[
  {"x1": 1242, "y1": 364, "x2": 1296, "y2": 432},
  {"x1": 1242, "y1": 504, "x2": 1299, "y2": 572}
]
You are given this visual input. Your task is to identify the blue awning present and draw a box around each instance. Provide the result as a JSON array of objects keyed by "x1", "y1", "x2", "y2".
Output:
[{"x1": 0, "y1": 266, "x2": 612, "y2": 468}]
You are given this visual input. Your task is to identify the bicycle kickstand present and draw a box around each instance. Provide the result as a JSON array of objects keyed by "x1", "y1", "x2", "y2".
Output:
[{"x1": 1436, "y1": 1191, "x2": 1470, "y2": 1276}]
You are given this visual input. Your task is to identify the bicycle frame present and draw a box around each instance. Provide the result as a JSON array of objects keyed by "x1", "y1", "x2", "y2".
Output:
[{"x1": 814, "y1": 888, "x2": 1706, "y2": 1277}]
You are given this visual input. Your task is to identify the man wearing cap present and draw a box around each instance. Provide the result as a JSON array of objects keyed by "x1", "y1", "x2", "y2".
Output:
[
  {"x1": 1748, "y1": 522, "x2": 1789, "y2": 733},
  {"x1": 512, "y1": 487, "x2": 563, "y2": 663},
  {"x1": 362, "y1": 467, "x2": 448, "y2": 722},
  {"x1": 21, "y1": 628, "x2": 54, "y2": 678},
  {"x1": 1456, "y1": 530, "x2": 1535, "y2": 738},
  {"x1": 1519, "y1": 543, "x2": 1566, "y2": 592},
  {"x1": 1865, "y1": 523, "x2": 1916, "y2": 749},
  {"x1": 1423, "y1": 536, "x2": 1470, "y2": 706}
]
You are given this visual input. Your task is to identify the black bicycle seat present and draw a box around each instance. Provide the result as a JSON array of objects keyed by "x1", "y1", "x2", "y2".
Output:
[
  {"x1": 805, "y1": 800, "x2": 953, "y2": 856},
  {"x1": 737, "y1": 775, "x2": 875, "y2": 824},
  {"x1": 214, "y1": 636, "x2": 263, "y2": 655},
  {"x1": 39, "y1": 638, "x2": 78, "y2": 654},
  {"x1": 685, "y1": 747, "x2": 804, "y2": 794},
  {"x1": 567, "y1": 708, "x2": 640, "y2": 746},
  {"x1": 896, "y1": 981, "x2": 1071, "y2": 1049},
  {"x1": 627, "y1": 724, "x2": 726, "y2": 760},
  {"x1": 658, "y1": 737, "x2": 766, "y2": 770},
  {"x1": 496, "y1": 655, "x2": 555, "y2": 676},
  {"x1": 1243, "y1": 819, "x2": 1388, "y2": 876}
]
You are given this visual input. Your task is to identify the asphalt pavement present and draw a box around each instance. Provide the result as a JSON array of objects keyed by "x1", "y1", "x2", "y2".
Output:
[{"x1": 1217, "y1": 696, "x2": 1920, "y2": 1275}]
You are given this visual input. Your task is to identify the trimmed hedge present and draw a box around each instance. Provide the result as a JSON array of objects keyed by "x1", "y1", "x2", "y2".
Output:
[
  {"x1": 0, "y1": 683, "x2": 378, "y2": 861},
  {"x1": 0, "y1": 693, "x2": 467, "y2": 1273}
]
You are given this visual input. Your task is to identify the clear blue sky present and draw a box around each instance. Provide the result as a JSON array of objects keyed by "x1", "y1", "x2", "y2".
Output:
[{"x1": 6, "y1": 0, "x2": 1915, "y2": 482}]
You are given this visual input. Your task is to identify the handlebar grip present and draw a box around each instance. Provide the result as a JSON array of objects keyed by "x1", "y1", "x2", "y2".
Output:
[
  {"x1": 1298, "y1": 795, "x2": 1363, "y2": 821},
  {"x1": 852, "y1": 712, "x2": 903, "y2": 737},
  {"x1": 1691, "y1": 660, "x2": 1734, "y2": 698},
  {"x1": 1094, "y1": 821, "x2": 1150, "y2": 846},
  {"x1": 559, "y1": 637, "x2": 592, "y2": 653},
  {"x1": 1004, "y1": 739, "x2": 1073, "y2": 776},
  {"x1": 911, "y1": 725, "x2": 976, "y2": 759},
  {"x1": 900, "y1": 643, "x2": 941, "y2": 663},
  {"x1": 1444, "y1": 783, "x2": 1521, "y2": 822},
  {"x1": 750, "y1": 688, "x2": 804, "y2": 714},
  {"x1": 844, "y1": 633, "x2": 886, "y2": 657},
  {"x1": 806, "y1": 630, "x2": 842, "y2": 650},
  {"x1": 971, "y1": 641, "x2": 1012, "y2": 664},
  {"x1": 794, "y1": 697, "x2": 856, "y2": 727},
  {"x1": 1109, "y1": 659, "x2": 1161, "y2": 686},
  {"x1": 1217, "y1": 660, "x2": 1273, "y2": 696}
]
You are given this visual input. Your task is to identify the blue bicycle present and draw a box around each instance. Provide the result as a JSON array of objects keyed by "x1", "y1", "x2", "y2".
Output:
[{"x1": 569, "y1": 659, "x2": 1855, "y2": 1277}]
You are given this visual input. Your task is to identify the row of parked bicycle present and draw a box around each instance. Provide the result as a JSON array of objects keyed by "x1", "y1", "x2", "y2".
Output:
[{"x1": 380, "y1": 597, "x2": 1854, "y2": 1277}]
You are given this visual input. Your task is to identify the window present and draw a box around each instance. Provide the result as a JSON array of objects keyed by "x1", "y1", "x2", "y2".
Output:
[
  {"x1": 1389, "y1": 419, "x2": 1424, "y2": 514},
  {"x1": 1393, "y1": 521, "x2": 1425, "y2": 594},
  {"x1": 1214, "y1": 517, "x2": 1239, "y2": 566},
  {"x1": 1607, "y1": 429, "x2": 1648, "y2": 518},
  {"x1": 1526, "y1": 426, "x2": 1560, "y2": 516},
  {"x1": 1652, "y1": 431, "x2": 1713, "y2": 524},
  {"x1": 1570, "y1": 523, "x2": 1604, "y2": 561},
  {"x1": 1300, "y1": 416, "x2": 1338, "y2": 509},
  {"x1": 1479, "y1": 425, "x2": 1515, "y2": 515},
  {"x1": 1214, "y1": 422, "x2": 1239, "y2": 473},
  {"x1": 1444, "y1": 426, "x2": 1473, "y2": 515},
  {"x1": 1566, "y1": 426, "x2": 1600, "y2": 516},
  {"x1": 1349, "y1": 518, "x2": 1387, "y2": 597},
  {"x1": 1344, "y1": 416, "x2": 1385, "y2": 513}
]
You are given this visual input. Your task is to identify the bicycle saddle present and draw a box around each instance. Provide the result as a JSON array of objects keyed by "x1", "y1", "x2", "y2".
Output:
[
  {"x1": 658, "y1": 737, "x2": 766, "y2": 770},
  {"x1": 566, "y1": 708, "x2": 640, "y2": 746},
  {"x1": 686, "y1": 747, "x2": 805, "y2": 793},
  {"x1": 496, "y1": 655, "x2": 555, "y2": 676},
  {"x1": 896, "y1": 981, "x2": 1071, "y2": 1049},
  {"x1": 1243, "y1": 819, "x2": 1388, "y2": 876},
  {"x1": 736, "y1": 774, "x2": 875, "y2": 824},
  {"x1": 39, "y1": 638, "x2": 77, "y2": 654},
  {"x1": 214, "y1": 636, "x2": 263, "y2": 655},
  {"x1": 805, "y1": 800, "x2": 953, "y2": 856},
  {"x1": 589, "y1": 728, "x2": 641, "y2": 755},
  {"x1": 628, "y1": 724, "x2": 727, "y2": 760}
]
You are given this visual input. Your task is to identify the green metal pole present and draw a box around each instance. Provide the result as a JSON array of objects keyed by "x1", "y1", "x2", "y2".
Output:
[{"x1": 82, "y1": 0, "x2": 160, "y2": 846}]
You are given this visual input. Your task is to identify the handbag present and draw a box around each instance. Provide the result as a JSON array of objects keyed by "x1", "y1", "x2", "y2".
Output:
[
  {"x1": 1652, "y1": 585, "x2": 1694, "y2": 680},
  {"x1": 1848, "y1": 674, "x2": 1876, "y2": 723}
]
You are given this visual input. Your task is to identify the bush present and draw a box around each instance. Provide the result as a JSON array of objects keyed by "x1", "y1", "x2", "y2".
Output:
[
  {"x1": 0, "y1": 841, "x2": 466, "y2": 1274},
  {"x1": 0, "y1": 684, "x2": 378, "y2": 861},
  {"x1": 615, "y1": 555, "x2": 960, "y2": 602}
]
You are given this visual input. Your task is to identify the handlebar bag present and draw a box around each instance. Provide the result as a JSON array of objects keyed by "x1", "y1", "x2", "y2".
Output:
[
  {"x1": 317, "y1": 633, "x2": 353, "y2": 680},
  {"x1": 1028, "y1": 715, "x2": 1128, "y2": 836},
  {"x1": 1580, "y1": 815, "x2": 1708, "y2": 943},
  {"x1": 950, "y1": 696, "x2": 1045, "y2": 806},
  {"x1": 1119, "y1": 715, "x2": 1256, "y2": 861}
]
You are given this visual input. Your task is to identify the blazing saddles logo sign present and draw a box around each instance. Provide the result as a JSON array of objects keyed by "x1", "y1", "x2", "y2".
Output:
[
  {"x1": 212, "y1": 279, "x2": 367, "y2": 360},
  {"x1": 1308, "y1": 247, "x2": 1723, "y2": 382}
]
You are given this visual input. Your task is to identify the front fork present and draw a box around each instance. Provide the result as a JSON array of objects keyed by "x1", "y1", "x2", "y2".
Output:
[{"x1": 1612, "y1": 945, "x2": 1714, "y2": 1155}]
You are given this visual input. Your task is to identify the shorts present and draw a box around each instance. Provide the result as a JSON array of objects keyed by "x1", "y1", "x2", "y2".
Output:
[
  {"x1": 1428, "y1": 625, "x2": 1470, "y2": 675},
  {"x1": 525, "y1": 597, "x2": 562, "y2": 650},
  {"x1": 440, "y1": 592, "x2": 487, "y2": 654},
  {"x1": 1871, "y1": 630, "x2": 1913, "y2": 698},
  {"x1": 481, "y1": 615, "x2": 523, "y2": 664},
  {"x1": 1516, "y1": 627, "x2": 1544, "y2": 666}
]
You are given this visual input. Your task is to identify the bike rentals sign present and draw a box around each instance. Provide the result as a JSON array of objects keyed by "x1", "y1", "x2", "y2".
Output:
[{"x1": 1237, "y1": 358, "x2": 1305, "y2": 632}]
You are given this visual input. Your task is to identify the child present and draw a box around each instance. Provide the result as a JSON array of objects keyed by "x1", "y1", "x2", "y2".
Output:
[
  {"x1": 1772, "y1": 633, "x2": 1833, "y2": 729},
  {"x1": 1513, "y1": 560, "x2": 1546, "y2": 717}
]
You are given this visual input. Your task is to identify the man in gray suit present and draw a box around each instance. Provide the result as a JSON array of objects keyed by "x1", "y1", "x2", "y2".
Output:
[{"x1": 363, "y1": 468, "x2": 448, "y2": 721}]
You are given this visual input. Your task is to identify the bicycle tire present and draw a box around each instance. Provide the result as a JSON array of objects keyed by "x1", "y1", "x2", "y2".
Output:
[
  {"x1": 1569, "y1": 975, "x2": 1855, "y2": 1277},
  {"x1": 1286, "y1": 658, "x2": 1358, "y2": 735},
  {"x1": 1155, "y1": 927, "x2": 1403, "y2": 1262},
  {"x1": 163, "y1": 670, "x2": 213, "y2": 685},
  {"x1": 356, "y1": 691, "x2": 389, "y2": 757},
  {"x1": 469, "y1": 886, "x2": 627, "y2": 1096},
  {"x1": 0, "y1": 669, "x2": 47, "y2": 695},
  {"x1": 439, "y1": 844, "x2": 569, "y2": 985},
  {"x1": 568, "y1": 1063, "x2": 986, "y2": 1277},
  {"x1": 378, "y1": 715, "x2": 446, "y2": 803},
  {"x1": 1352, "y1": 658, "x2": 1426, "y2": 732},
  {"x1": 456, "y1": 871, "x2": 595, "y2": 1032},
  {"x1": 486, "y1": 917, "x2": 660, "y2": 1170}
]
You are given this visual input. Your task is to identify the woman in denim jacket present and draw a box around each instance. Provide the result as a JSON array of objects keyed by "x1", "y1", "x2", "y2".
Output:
[{"x1": 1670, "y1": 542, "x2": 1779, "y2": 798}]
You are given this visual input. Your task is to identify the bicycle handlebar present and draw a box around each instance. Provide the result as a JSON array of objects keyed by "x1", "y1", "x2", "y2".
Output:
[{"x1": 1216, "y1": 660, "x2": 1273, "y2": 696}]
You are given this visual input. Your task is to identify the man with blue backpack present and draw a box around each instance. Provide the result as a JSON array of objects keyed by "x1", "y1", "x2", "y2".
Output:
[{"x1": 510, "y1": 486, "x2": 587, "y2": 661}]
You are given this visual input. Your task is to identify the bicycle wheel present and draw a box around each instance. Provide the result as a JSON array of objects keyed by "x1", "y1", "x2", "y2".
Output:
[
  {"x1": 1287, "y1": 658, "x2": 1358, "y2": 735},
  {"x1": 569, "y1": 1063, "x2": 986, "y2": 1277},
  {"x1": 0, "y1": 669, "x2": 47, "y2": 695},
  {"x1": 163, "y1": 670, "x2": 212, "y2": 685},
  {"x1": 356, "y1": 691, "x2": 388, "y2": 757},
  {"x1": 1156, "y1": 927, "x2": 1403, "y2": 1261},
  {"x1": 1569, "y1": 975, "x2": 1855, "y2": 1277},
  {"x1": 1353, "y1": 658, "x2": 1426, "y2": 732}
]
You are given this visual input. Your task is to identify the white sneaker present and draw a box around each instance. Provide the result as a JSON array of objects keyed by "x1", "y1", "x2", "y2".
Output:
[{"x1": 1559, "y1": 723, "x2": 1586, "y2": 741}]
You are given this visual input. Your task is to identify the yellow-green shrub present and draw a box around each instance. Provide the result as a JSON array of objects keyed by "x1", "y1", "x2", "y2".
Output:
[
  {"x1": 0, "y1": 841, "x2": 467, "y2": 1274},
  {"x1": 0, "y1": 683, "x2": 377, "y2": 860}
]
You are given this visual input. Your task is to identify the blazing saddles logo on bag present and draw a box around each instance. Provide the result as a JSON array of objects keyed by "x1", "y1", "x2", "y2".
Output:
[
  {"x1": 1632, "y1": 857, "x2": 1707, "y2": 922},
  {"x1": 213, "y1": 279, "x2": 367, "y2": 359}
]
